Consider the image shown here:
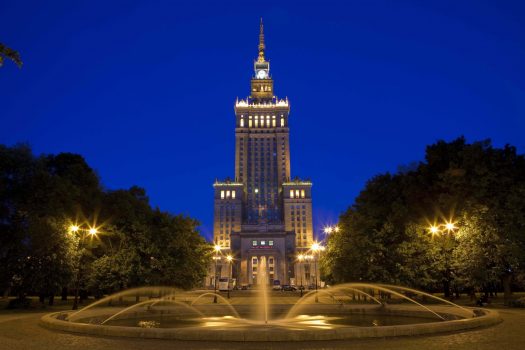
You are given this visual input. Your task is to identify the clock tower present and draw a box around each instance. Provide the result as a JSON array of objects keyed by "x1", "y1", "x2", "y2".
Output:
[{"x1": 251, "y1": 19, "x2": 273, "y2": 101}]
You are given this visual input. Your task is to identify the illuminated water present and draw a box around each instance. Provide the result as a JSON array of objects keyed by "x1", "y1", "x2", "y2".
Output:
[
  {"x1": 95, "y1": 313, "x2": 439, "y2": 329},
  {"x1": 66, "y1": 283, "x2": 474, "y2": 331}
]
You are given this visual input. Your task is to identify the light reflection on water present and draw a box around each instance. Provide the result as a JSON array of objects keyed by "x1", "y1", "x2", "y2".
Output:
[{"x1": 100, "y1": 314, "x2": 437, "y2": 330}]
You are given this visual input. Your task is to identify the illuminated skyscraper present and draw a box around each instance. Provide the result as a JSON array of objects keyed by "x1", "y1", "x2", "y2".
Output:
[{"x1": 211, "y1": 20, "x2": 314, "y2": 287}]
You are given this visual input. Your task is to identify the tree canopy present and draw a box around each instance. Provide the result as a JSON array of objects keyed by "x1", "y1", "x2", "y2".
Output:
[
  {"x1": 0, "y1": 144, "x2": 210, "y2": 302},
  {"x1": 322, "y1": 137, "x2": 525, "y2": 302}
]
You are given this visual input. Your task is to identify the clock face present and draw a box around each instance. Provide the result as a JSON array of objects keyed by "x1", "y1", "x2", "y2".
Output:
[{"x1": 256, "y1": 70, "x2": 267, "y2": 79}]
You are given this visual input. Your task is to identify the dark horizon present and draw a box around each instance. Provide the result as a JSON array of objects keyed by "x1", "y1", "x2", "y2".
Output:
[{"x1": 1, "y1": 0, "x2": 524, "y2": 241}]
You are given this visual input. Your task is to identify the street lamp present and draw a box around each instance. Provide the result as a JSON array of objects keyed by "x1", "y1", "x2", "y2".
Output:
[
  {"x1": 226, "y1": 255, "x2": 233, "y2": 299},
  {"x1": 311, "y1": 242, "x2": 322, "y2": 303},
  {"x1": 445, "y1": 221, "x2": 456, "y2": 232},
  {"x1": 427, "y1": 219, "x2": 458, "y2": 298},
  {"x1": 297, "y1": 254, "x2": 305, "y2": 297},
  {"x1": 429, "y1": 225, "x2": 440, "y2": 235},
  {"x1": 324, "y1": 224, "x2": 339, "y2": 235},
  {"x1": 213, "y1": 244, "x2": 221, "y2": 303},
  {"x1": 69, "y1": 223, "x2": 98, "y2": 310}
]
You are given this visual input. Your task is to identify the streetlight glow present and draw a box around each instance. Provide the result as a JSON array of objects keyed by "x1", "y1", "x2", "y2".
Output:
[
  {"x1": 311, "y1": 242, "x2": 320, "y2": 251},
  {"x1": 214, "y1": 244, "x2": 221, "y2": 252},
  {"x1": 298, "y1": 254, "x2": 304, "y2": 262},
  {"x1": 69, "y1": 225, "x2": 79, "y2": 233},
  {"x1": 445, "y1": 222, "x2": 456, "y2": 231},
  {"x1": 429, "y1": 225, "x2": 440, "y2": 235},
  {"x1": 88, "y1": 228, "x2": 98, "y2": 236},
  {"x1": 226, "y1": 255, "x2": 233, "y2": 262},
  {"x1": 324, "y1": 226, "x2": 333, "y2": 234}
]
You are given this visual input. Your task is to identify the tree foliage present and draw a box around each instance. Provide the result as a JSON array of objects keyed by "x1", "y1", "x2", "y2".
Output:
[
  {"x1": 0, "y1": 43, "x2": 22, "y2": 68},
  {"x1": 322, "y1": 137, "x2": 525, "y2": 302},
  {"x1": 0, "y1": 144, "x2": 210, "y2": 301}
]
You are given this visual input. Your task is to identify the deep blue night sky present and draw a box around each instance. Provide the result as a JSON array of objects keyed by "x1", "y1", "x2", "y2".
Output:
[{"x1": 1, "y1": 1, "x2": 524, "y2": 241}]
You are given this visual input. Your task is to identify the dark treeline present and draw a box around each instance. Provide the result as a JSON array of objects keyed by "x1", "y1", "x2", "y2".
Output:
[
  {"x1": 322, "y1": 137, "x2": 525, "y2": 304},
  {"x1": 0, "y1": 144, "x2": 210, "y2": 306}
]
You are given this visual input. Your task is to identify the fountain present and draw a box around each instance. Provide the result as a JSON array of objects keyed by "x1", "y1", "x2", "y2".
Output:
[{"x1": 40, "y1": 283, "x2": 501, "y2": 341}]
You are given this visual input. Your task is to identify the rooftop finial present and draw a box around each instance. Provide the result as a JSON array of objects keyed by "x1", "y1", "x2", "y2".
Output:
[{"x1": 258, "y1": 17, "x2": 265, "y2": 63}]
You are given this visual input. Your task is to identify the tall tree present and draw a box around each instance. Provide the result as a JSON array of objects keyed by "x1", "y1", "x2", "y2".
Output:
[{"x1": 323, "y1": 138, "x2": 525, "y2": 303}]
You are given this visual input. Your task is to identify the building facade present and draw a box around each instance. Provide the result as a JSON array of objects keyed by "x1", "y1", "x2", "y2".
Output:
[{"x1": 210, "y1": 20, "x2": 314, "y2": 287}]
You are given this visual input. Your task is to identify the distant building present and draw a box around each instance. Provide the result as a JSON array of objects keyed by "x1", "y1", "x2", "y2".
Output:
[{"x1": 209, "y1": 20, "x2": 315, "y2": 288}]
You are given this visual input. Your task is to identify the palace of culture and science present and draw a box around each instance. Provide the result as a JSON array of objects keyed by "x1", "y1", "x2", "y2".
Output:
[{"x1": 209, "y1": 20, "x2": 315, "y2": 287}]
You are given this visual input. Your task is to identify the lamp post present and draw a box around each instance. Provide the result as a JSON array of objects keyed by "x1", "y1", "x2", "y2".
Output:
[
  {"x1": 226, "y1": 255, "x2": 233, "y2": 299},
  {"x1": 213, "y1": 244, "x2": 221, "y2": 303},
  {"x1": 428, "y1": 220, "x2": 457, "y2": 299},
  {"x1": 323, "y1": 225, "x2": 339, "y2": 235},
  {"x1": 311, "y1": 242, "x2": 322, "y2": 303},
  {"x1": 297, "y1": 254, "x2": 304, "y2": 297},
  {"x1": 70, "y1": 224, "x2": 98, "y2": 310}
]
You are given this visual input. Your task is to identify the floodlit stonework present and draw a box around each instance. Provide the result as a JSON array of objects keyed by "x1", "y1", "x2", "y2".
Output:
[{"x1": 210, "y1": 20, "x2": 314, "y2": 287}]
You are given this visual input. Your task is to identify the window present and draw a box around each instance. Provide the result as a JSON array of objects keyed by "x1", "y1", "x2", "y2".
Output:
[
  {"x1": 252, "y1": 240, "x2": 257, "y2": 246},
  {"x1": 295, "y1": 189, "x2": 300, "y2": 198},
  {"x1": 240, "y1": 118, "x2": 244, "y2": 127},
  {"x1": 226, "y1": 190, "x2": 230, "y2": 198},
  {"x1": 290, "y1": 190, "x2": 294, "y2": 198},
  {"x1": 280, "y1": 118, "x2": 284, "y2": 127},
  {"x1": 249, "y1": 120, "x2": 253, "y2": 127},
  {"x1": 301, "y1": 189, "x2": 305, "y2": 198},
  {"x1": 221, "y1": 190, "x2": 225, "y2": 199},
  {"x1": 269, "y1": 240, "x2": 274, "y2": 246},
  {"x1": 252, "y1": 257, "x2": 258, "y2": 264},
  {"x1": 261, "y1": 240, "x2": 266, "y2": 246},
  {"x1": 272, "y1": 119, "x2": 276, "y2": 127},
  {"x1": 232, "y1": 190, "x2": 236, "y2": 199}
]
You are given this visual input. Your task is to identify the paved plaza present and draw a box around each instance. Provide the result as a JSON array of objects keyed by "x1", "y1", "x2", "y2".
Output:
[{"x1": 0, "y1": 294, "x2": 524, "y2": 350}]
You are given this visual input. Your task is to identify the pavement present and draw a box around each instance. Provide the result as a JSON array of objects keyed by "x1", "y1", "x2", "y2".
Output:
[{"x1": 0, "y1": 295, "x2": 524, "y2": 350}]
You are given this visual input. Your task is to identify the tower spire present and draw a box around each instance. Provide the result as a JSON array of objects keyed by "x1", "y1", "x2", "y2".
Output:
[{"x1": 258, "y1": 17, "x2": 265, "y2": 63}]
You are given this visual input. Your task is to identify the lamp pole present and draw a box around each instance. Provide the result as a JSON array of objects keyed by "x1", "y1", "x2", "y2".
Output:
[
  {"x1": 213, "y1": 245, "x2": 221, "y2": 303},
  {"x1": 311, "y1": 242, "x2": 323, "y2": 303},
  {"x1": 298, "y1": 254, "x2": 304, "y2": 297},
  {"x1": 429, "y1": 221, "x2": 457, "y2": 299},
  {"x1": 70, "y1": 225, "x2": 98, "y2": 310},
  {"x1": 226, "y1": 255, "x2": 233, "y2": 299}
]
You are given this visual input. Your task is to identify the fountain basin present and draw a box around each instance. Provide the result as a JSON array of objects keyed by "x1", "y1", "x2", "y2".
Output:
[{"x1": 40, "y1": 305, "x2": 501, "y2": 341}]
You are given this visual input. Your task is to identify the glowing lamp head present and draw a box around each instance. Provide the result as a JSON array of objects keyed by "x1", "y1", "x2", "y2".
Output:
[
  {"x1": 69, "y1": 225, "x2": 80, "y2": 233},
  {"x1": 88, "y1": 228, "x2": 98, "y2": 236},
  {"x1": 298, "y1": 254, "x2": 304, "y2": 262},
  {"x1": 445, "y1": 222, "x2": 456, "y2": 231},
  {"x1": 311, "y1": 242, "x2": 320, "y2": 252},
  {"x1": 214, "y1": 244, "x2": 221, "y2": 252},
  {"x1": 324, "y1": 226, "x2": 333, "y2": 234},
  {"x1": 226, "y1": 255, "x2": 233, "y2": 262},
  {"x1": 429, "y1": 225, "x2": 439, "y2": 235}
]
